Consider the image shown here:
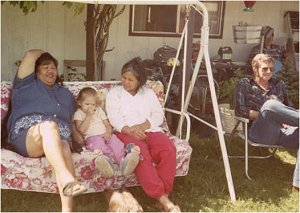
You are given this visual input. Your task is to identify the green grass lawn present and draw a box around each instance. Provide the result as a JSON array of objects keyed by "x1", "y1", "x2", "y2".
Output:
[{"x1": 1, "y1": 133, "x2": 299, "y2": 212}]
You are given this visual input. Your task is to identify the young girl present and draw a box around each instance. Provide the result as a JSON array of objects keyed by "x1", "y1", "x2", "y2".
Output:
[{"x1": 74, "y1": 87, "x2": 140, "y2": 177}]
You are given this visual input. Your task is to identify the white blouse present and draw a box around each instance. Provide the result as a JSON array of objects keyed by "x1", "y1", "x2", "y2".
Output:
[{"x1": 106, "y1": 86, "x2": 164, "y2": 132}]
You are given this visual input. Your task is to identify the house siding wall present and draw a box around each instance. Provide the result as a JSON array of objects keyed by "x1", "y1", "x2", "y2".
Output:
[
  {"x1": 1, "y1": 2, "x2": 86, "y2": 80},
  {"x1": 1, "y1": 1, "x2": 298, "y2": 81}
]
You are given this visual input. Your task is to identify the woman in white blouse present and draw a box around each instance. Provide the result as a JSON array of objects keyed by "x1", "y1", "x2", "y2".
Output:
[{"x1": 106, "y1": 57, "x2": 180, "y2": 212}]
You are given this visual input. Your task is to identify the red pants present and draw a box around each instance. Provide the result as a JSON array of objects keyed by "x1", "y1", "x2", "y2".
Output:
[{"x1": 115, "y1": 132, "x2": 177, "y2": 199}]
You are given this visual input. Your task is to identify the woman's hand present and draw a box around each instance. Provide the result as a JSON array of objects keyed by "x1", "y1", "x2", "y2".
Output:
[
  {"x1": 121, "y1": 126, "x2": 147, "y2": 140},
  {"x1": 129, "y1": 124, "x2": 145, "y2": 133},
  {"x1": 131, "y1": 130, "x2": 147, "y2": 140},
  {"x1": 121, "y1": 126, "x2": 132, "y2": 135},
  {"x1": 282, "y1": 123, "x2": 289, "y2": 129},
  {"x1": 18, "y1": 49, "x2": 45, "y2": 79},
  {"x1": 130, "y1": 120, "x2": 151, "y2": 132}
]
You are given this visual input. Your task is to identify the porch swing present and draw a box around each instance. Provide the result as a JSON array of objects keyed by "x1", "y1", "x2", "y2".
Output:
[{"x1": 1, "y1": 1, "x2": 236, "y2": 201}]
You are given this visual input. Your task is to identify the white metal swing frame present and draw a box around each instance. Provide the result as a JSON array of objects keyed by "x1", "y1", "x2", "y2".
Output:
[
  {"x1": 162, "y1": 2, "x2": 236, "y2": 202},
  {"x1": 84, "y1": 0, "x2": 237, "y2": 202}
]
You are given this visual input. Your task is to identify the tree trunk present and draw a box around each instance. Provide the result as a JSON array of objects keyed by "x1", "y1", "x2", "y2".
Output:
[{"x1": 86, "y1": 4, "x2": 95, "y2": 80}]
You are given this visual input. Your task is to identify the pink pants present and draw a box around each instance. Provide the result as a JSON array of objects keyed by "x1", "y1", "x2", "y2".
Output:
[
  {"x1": 115, "y1": 132, "x2": 177, "y2": 199},
  {"x1": 85, "y1": 134, "x2": 125, "y2": 164}
]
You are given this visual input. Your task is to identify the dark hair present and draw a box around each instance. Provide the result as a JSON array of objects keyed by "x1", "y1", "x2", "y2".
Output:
[
  {"x1": 263, "y1": 26, "x2": 274, "y2": 39},
  {"x1": 34, "y1": 52, "x2": 63, "y2": 85},
  {"x1": 1, "y1": 52, "x2": 62, "y2": 149},
  {"x1": 121, "y1": 57, "x2": 147, "y2": 89}
]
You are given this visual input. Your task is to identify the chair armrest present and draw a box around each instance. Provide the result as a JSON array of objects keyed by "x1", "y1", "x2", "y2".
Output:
[
  {"x1": 235, "y1": 116, "x2": 249, "y2": 123},
  {"x1": 164, "y1": 107, "x2": 191, "y2": 142},
  {"x1": 231, "y1": 116, "x2": 249, "y2": 136}
]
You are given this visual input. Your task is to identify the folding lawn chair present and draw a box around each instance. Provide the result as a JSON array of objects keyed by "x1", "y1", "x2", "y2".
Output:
[{"x1": 229, "y1": 115, "x2": 284, "y2": 181}]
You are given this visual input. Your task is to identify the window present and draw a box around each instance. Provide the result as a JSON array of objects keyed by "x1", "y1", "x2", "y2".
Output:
[{"x1": 129, "y1": 2, "x2": 225, "y2": 38}]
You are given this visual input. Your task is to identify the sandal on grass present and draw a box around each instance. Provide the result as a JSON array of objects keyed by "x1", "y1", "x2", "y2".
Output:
[
  {"x1": 167, "y1": 205, "x2": 181, "y2": 212},
  {"x1": 156, "y1": 202, "x2": 181, "y2": 212},
  {"x1": 62, "y1": 181, "x2": 87, "y2": 197}
]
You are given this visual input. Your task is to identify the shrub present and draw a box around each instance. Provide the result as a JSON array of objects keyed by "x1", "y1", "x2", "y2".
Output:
[
  {"x1": 275, "y1": 59, "x2": 299, "y2": 108},
  {"x1": 218, "y1": 68, "x2": 250, "y2": 108}
]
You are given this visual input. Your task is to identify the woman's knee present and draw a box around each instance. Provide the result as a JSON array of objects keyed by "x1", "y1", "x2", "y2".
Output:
[
  {"x1": 39, "y1": 120, "x2": 59, "y2": 135},
  {"x1": 161, "y1": 138, "x2": 177, "y2": 155},
  {"x1": 169, "y1": 142, "x2": 176, "y2": 153},
  {"x1": 163, "y1": 145, "x2": 177, "y2": 159}
]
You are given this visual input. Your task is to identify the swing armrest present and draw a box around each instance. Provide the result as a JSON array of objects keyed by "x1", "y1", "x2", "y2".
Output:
[{"x1": 164, "y1": 107, "x2": 191, "y2": 142}]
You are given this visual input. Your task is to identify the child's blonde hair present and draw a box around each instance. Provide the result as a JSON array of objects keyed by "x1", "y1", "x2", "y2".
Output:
[
  {"x1": 77, "y1": 87, "x2": 101, "y2": 107},
  {"x1": 107, "y1": 189, "x2": 143, "y2": 212}
]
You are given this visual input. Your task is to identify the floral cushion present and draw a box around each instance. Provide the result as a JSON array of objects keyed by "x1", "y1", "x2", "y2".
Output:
[
  {"x1": 1, "y1": 81, "x2": 12, "y2": 120},
  {"x1": 1, "y1": 80, "x2": 192, "y2": 194}
]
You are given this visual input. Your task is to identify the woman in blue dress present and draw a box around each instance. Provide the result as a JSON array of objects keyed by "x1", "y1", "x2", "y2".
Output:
[{"x1": 7, "y1": 49, "x2": 87, "y2": 211}]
